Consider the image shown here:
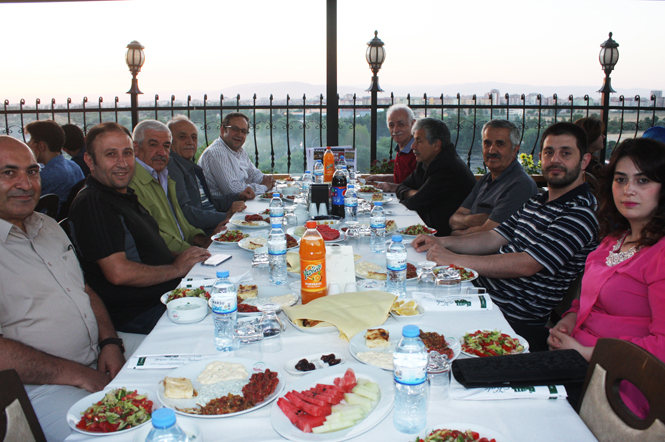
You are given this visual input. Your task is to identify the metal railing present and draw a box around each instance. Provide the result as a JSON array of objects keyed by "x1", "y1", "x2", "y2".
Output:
[{"x1": 3, "y1": 92, "x2": 664, "y2": 173}]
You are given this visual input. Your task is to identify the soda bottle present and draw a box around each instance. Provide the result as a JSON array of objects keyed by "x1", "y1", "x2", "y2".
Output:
[
  {"x1": 370, "y1": 201, "x2": 386, "y2": 253},
  {"x1": 331, "y1": 165, "x2": 347, "y2": 218},
  {"x1": 393, "y1": 325, "x2": 428, "y2": 434},
  {"x1": 210, "y1": 270, "x2": 237, "y2": 352},
  {"x1": 386, "y1": 235, "x2": 407, "y2": 297},
  {"x1": 323, "y1": 146, "x2": 335, "y2": 183},
  {"x1": 344, "y1": 184, "x2": 358, "y2": 222},
  {"x1": 313, "y1": 160, "x2": 324, "y2": 184},
  {"x1": 300, "y1": 220, "x2": 327, "y2": 304}
]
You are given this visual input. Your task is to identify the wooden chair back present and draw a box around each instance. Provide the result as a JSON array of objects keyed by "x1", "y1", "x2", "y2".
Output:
[{"x1": 0, "y1": 369, "x2": 46, "y2": 442}]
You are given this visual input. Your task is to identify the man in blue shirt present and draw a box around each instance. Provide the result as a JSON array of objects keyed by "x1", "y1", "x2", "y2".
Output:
[{"x1": 25, "y1": 120, "x2": 84, "y2": 213}]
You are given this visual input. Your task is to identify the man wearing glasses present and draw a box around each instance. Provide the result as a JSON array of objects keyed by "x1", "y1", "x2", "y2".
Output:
[{"x1": 198, "y1": 112, "x2": 275, "y2": 198}]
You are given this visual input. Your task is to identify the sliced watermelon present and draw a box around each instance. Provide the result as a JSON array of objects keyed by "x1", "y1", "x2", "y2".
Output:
[
  {"x1": 299, "y1": 391, "x2": 331, "y2": 406},
  {"x1": 285, "y1": 391, "x2": 331, "y2": 416},
  {"x1": 334, "y1": 369, "x2": 357, "y2": 393},
  {"x1": 277, "y1": 398, "x2": 326, "y2": 433}
]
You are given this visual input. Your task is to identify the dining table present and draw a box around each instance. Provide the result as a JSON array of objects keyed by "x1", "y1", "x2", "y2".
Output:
[{"x1": 64, "y1": 190, "x2": 598, "y2": 442}]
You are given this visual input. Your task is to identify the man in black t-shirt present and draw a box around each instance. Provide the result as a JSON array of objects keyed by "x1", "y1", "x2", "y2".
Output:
[{"x1": 70, "y1": 122, "x2": 210, "y2": 334}]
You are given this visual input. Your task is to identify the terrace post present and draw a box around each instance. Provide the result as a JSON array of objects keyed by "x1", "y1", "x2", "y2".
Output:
[
  {"x1": 597, "y1": 32, "x2": 619, "y2": 163},
  {"x1": 326, "y1": 0, "x2": 339, "y2": 148},
  {"x1": 125, "y1": 41, "x2": 145, "y2": 130},
  {"x1": 365, "y1": 31, "x2": 385, "y2": 165}
]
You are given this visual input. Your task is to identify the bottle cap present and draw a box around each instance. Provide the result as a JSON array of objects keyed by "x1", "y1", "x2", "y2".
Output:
[
  {"x1": 392, "y1": 234, "x2": 402, "y2": 242},
  {"x1": 306, "y1": 220, "x2": 317, "y2": 229},
  {"x1": 151, "y1": 408, "x2": 176, "y2": 428},
  {"x1": 216, "y1": 270, "x2": 230, "y2": 278},
  {"x1": 402, "y1": 324, "x2": 420, "y2": 338},
  {"x1": 348, "y1": 184, "x2": 354, "y2": 188},
  {"x1": 272, "y1": 193, "x2": 280, "y2": 198},
  {"x1": 374, "y1": 201, "x2": 383, "y2": 206}
]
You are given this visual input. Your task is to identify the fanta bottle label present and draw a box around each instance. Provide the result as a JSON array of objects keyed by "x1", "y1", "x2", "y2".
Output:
[{"x1": 301, "y1": 259, "x2": 326, "y2": 290}]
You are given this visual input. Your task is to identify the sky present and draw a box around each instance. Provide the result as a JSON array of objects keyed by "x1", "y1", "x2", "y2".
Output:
[{"x1": 1, "y1": 0, "x2": 664, "y2": 104}]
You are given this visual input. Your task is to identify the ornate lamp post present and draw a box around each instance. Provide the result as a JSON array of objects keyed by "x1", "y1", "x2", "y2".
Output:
[
  {"x1": 366, "y1": 31, "x2": 385, "y2": 164},
  {"x1": 598, "y1": 32, "x2": 619, "y2": 162},
  {"x1": 125, "y1": 40, "x2": 145, "y2": 129}
]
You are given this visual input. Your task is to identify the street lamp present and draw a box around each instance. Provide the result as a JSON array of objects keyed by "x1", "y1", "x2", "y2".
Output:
[
  {"x1": 125, "y1": 40, "x2": 145, "y2": 129},
  {"x1": 598, "y1": 32, "x2": 619, "y2": 163},
  {"x1": 366, "y1": 31, "x2": 386, "y2": 164}
]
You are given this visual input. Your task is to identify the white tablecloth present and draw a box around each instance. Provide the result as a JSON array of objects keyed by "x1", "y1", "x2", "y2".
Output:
[{"x1": 65, "y1": 195, "x2": 597, "y2": 442}]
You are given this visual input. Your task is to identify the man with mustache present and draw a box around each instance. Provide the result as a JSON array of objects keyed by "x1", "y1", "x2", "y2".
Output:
[
  {"x1": 129, "y1": 120, "x2": 213, "y2": 253},
  {"x1": 413, "y1": 122, "x2": 599, "y2": 350},
  {"x1": 449, "y1": 119, "x2": 538, "y2": 236},
  {"x1": 0, "y1": 135, "x2": 125, "y2": 441},
  {"x1": 365, "y1": 105, "x2": 418, "y2": 192},
  {"x1": 69, "y1": 123, "x2": 210, "y2": 334}
]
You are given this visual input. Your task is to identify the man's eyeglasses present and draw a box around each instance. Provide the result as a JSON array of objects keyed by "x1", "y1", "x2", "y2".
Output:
[{"x1": 224, "y1": 126, "x2": 250, "y2": 136}]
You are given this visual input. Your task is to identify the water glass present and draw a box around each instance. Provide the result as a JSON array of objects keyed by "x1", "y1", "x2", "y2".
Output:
[
  {"x1": 417, "y1": 261, "x2": 437, "y2": 294},
  {"x1": 435, "y1": 267, "x2": 461, "y2": 299},
  {"x1": 345, "y1": 221, "x2": 360, "y2": 241},
  {"x1": 283, "y1": 207, "x2": 298, "y2": 230},
  {"x1": 258, "y1": 303, "x2": 283, "y2": 353},
  {"x1": 427, "y1": 352, "x2": 451, "y2": 402}
]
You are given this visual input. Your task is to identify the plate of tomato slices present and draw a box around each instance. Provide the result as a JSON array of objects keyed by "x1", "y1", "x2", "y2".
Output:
[
  {"x1": 211, "y1": 229, "x2": 250, "y2": 245},
  {"x1": 396, "y1": 224, "x2": 436, "y2": 237},
  {"x1": 414, "y1": 424, "x2": 507, "y2": 442},
  {"x1": 67, "y1": 388, "x2": 158, "y2": 436},
  {"x1": 460, "y1": 329, "x2": 529, "y2": 357}
]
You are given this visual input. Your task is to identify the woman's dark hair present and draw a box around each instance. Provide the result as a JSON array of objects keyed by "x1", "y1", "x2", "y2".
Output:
[
  {"x1": 597, "y1": 137, "x2": 665, "y2": 247},
  {"x1": 574, "y1": 117, "x2": 605, "y2": 144}
]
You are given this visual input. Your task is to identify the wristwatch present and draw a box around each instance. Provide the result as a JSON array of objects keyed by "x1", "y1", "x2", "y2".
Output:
[{"x1": 99, "y1": 337, "x2": 125, "y2": 354}]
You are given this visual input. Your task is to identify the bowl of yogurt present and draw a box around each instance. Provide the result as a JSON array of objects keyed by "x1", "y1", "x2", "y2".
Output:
[{"x1": 166, "y1": 297, "x2": 209, "y2": 324}]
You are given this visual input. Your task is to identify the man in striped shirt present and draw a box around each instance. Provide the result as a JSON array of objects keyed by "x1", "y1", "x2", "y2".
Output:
[
  {"x1": 414, "y1": 122, "x2": 599, "y2": 350},
  {"x1": 198, "y1": 112, "x2": 275, "y2": 198}
]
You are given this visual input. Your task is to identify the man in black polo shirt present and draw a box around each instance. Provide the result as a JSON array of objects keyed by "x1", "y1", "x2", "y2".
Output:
[{"x1": 70, "y1": 122, "x2": 210, "y2": 334}]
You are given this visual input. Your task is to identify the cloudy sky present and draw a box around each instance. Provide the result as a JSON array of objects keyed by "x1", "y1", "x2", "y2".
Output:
[{"x1": 2, "y1": 0, "x2": 663, "y2": 103}]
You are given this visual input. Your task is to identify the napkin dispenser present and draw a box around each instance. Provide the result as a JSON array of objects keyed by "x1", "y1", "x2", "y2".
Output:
[
  {"x1": 325, "y1": 244, "x2": 357, "y2": 294},
  {"x1": 310, "y1": 184, "x2": 330, "y2": 214}
]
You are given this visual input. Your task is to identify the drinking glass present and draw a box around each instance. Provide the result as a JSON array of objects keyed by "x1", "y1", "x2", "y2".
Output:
[
  {"x1": 434, "y1": 267, "x2": 461, "y2": 299},
  {"x1": 258, "y1": 303, "x2": 283, "y2": 353},
  {"x1": 345, "y1": 221, "x2": 360, "y2": 242},
  {"x1": 417, "y1": 261, "x2": 437, "y2": 295},
  {"x1": 283, "y1": 207, "x2": 298, "y2": 230},
  {"x1": 235, "y1": 317, "x2": 262, "y2": 359},
  {"x1": 427, "y1": 352, "x2": 451, "y2": 402}
]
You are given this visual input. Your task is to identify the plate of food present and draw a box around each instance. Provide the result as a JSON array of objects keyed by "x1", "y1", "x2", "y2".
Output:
[
  {"x1": 284, "y1": 352, "x2": 346, "y2": 376},
  {"x1": 161, "y1": 286, "x2": 211, "y2": 305},
  {"x1": 460, "y1": 330, "x2": 528, "y2": 357},
  {"x1": 349, "y1": 325, "x2": 461, "y2": 371},
  {"x1": 433, "y1": 265, "x2": 479, "y2": 283},
  {"x1": 286, "y1": 315, "x2": 338, "y2": 334},
  {"x1": 237, "y1": 234, "x2": 299, "y2": 252},
  {"x1": 415, "y1": 424, "x2": 508, "y2": 442},
  {"x1": 235, "y1": 284, "x2": 299, "y2": 316},
  {"x1": 211, "y1": 229, "x2": 250, "y2": 245},
  {"x1": 389, "y1": 299, "x2": 425, "y2": 322},
  {"x1": 354, "y1": 261, "x2": 418, "y2": 282},
  {"x1": 228, "y1": 218, "x2": 270, "y2": 229},
  {"x1": 157, "y1": 358, "x2": 284, "y2": 418},
  {"x1": 396, "y1": 224, "x2": 437, "y2": 238},
  {"x1": 270, "y1": 365, "x2": 394, "y2": 441},
  {"x1": 67, "y1": 387, "x2": 157, "y2": 436}
]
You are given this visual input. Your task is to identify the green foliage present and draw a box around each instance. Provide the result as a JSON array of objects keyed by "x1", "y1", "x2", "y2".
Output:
[
  {"x1": 370, "y1": 158, "x2": 395, "y2": 174},
  {"x1": 518, "y1": 153, "x2": 541, "y2": 175}
]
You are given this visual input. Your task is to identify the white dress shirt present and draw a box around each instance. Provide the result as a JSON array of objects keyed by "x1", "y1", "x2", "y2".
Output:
[{"x1": 198, "y1": 137, "x2": 267, "y2": 196}]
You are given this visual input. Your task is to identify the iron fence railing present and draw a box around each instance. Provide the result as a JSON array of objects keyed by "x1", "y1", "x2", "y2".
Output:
[{"x1": 3, "y1": 92, "x2": 664, "y2": 173}]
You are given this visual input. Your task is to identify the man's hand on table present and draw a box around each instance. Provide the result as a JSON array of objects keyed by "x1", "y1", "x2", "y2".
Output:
[
  {"x1": 425, "y1": 244, "x2": 459, "y2": 266},
  {"x1": 96, "y1": 344, "x2": 125, "y2": 380},
  {"x1": 375, "y1": 182, "x2": 399, "y2": 192},
  {"x1": 212, "y1": 222, "x2": 228, "y2": 235},
  {"x1": 261, "y1": 175, "x2": 276, "y2": 190},
  {"x1": 174, "y1": 246, "x2": 211, "y2": 276},
  {"x1": 413, "y1": 234, "x2": 439, "y2": 252},
  {"x1": 229, "y1": 200, "x2": 247, "y2": 216},
  {"x1": 240, "y1": 187, "x2": 255, "y2": 201}
]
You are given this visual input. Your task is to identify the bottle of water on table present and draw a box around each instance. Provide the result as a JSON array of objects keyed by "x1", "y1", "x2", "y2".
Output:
[
  {"x1": 370, "y1": 201, "x2": 386, "y2": 253},
  {"x1": 344, "y1": 184, "x2": 358, "y2": 222},
  {"x1": 302, "y1": 170, "x2": 312, "y2": 201},
  {"x1": 313, "y1": 160, "x2": 324, "y2": 183},
  {"x1": 211, "y1": 270, "x2": 238, "y2": 352},
  {"x1": 145, "y1": 408, "x2": 186, "y2": 442},
  {"x1": 386, "y1": 234, "x2": 407, "y2": 297},
  {"x1": 269, "y1": 220, "x2": 287, "y2": 285},
  {"x1": 393, "y1": 325, "x2": 428, "y2": 434},
  {"x1": 269, "y1": 192, "x2": 284, "y2": 226}
]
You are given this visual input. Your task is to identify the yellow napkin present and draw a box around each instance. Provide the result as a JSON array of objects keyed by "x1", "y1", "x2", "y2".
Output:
[{"x1": 284, "y1": 291, "x2": 397, "y2": 341}]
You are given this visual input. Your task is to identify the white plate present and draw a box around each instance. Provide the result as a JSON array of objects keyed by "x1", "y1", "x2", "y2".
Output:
[
  {"x1": 286, "y1": 315, "x2": 338, "y2": 334},
  {"x1": 460, "y1": 330, "x2": 529, "y2": 357},
  {"x1": 228, "y1": 219, "x2": 270, "y2": 229},
  {"x1": 132, "y1": 419, "x2": 202, "y2": 442},
  {"x1": 389, "y1": 304, "x2": 425, "y2": 322},
  {"x1": 237, "y1": 285, "x2": 299, "y2": 317},
  {"x1": 210, "y1": 230, "x2": 251, "y2": 246},
  {"x1": 160, "y1": 289, "x2": 212, "y2": 306},
  {"x1": 432, "y1": 266, "x2": 479, "y2": 283},
  {"x1": 157, "y1": 357, "x2": 285, "y2": 418},
  {"x1": 354, "y1": 261, "x2": 418, "y2": 282},
  {"x1": 66, "y1": 388, "x2": 158, "y2": 436},
  {"x1": 417, "y1": 423, "x2": 509, "y2": 442},
  {"x1": 293, "y1": 225, "x2": 343, "y2": 243},
  {"x1": 395, "y1": 226, "x2": 437, "y2": 238},
  {"x1": 270, "y1": 364, "x2": 394, "y2": 442},
  {"x1": 283, "y1": 352, "x2": 347, "y2": 376},
  {"x1": 349, "y1": 324, "x2": 462, "y2": 371},
  {"x1": 238, "y1": 234, "x2": 269, "y2": 251}
]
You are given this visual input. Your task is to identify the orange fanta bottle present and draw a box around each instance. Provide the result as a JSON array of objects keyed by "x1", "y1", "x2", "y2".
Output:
[
  {"x1": 300, "y1": 220, "x2": 327, "y2": 304},
  {"x1": 323, "y1": 146, "x2": 335, "y2": 183}
]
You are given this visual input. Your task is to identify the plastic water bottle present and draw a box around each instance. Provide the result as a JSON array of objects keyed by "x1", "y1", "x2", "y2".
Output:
[
  {"x1": 313, "y1": 160, "x2": 324, "y2": 184},
  {"x1": 269, "y1": 192, "x2": 284, "y2": 226},
  {"x1": 347, "y1": 166, "x2": 357, "y2": 187},
  {"x1": 338, "y1": 155, "x2": 348, "y2": 171},
  {"x1": 386, "y1": 235, "x2": 407, "y2": 297},
  {"x1": 341, "y1": 165, "x2": 349, "y2": 180},
  {"x1": 370, "y1": 201, "x2": 386, "y2": 253},
  {"x1": 145, "y1": 408, "x2": 186, "y2": 442},
  {"x1": 393, "y1": 325, "x2": 428, "y2": 434},
  {"x1": 210, "y1": 270, "x2": 238, "y2": 352},
  {"x1": 268, "y1": 220, "x2": 287, "y2": 285},
  {"x1": 344, "y1": 184, "x2": 358, "y2": 222},
  {"x1": 302, "y1": 170, "x2": 312, "y2": 200}
]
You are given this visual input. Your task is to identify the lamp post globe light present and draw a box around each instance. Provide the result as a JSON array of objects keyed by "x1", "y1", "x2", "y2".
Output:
[
  {"x1": 366, "y1": 30, "x2": 385, "y2": 164},
  {"x1": 597, "y1": 32, "x2": 619, "y2": 163},
  {"x1": 125, "y1": 40, "x2": 145, "y2": 129}
]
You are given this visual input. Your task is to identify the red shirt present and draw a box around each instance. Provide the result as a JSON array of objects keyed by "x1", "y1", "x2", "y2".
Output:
[{"x1": 394, "y1": 139, "x2": 417, "y2": 184}]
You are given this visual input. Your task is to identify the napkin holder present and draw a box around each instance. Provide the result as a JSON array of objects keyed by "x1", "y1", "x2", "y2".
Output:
[
  {"x1": 310, "y1": 184, "x2": 330, "y2": 214},
  {"x1": 325, "y1": 244, "x2": 356, "y2": 294}
]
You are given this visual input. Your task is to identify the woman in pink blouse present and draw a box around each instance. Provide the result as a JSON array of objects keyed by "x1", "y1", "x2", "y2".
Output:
[{"x1": 548, "y1": 136, "x2": 665, "y2": 415}]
